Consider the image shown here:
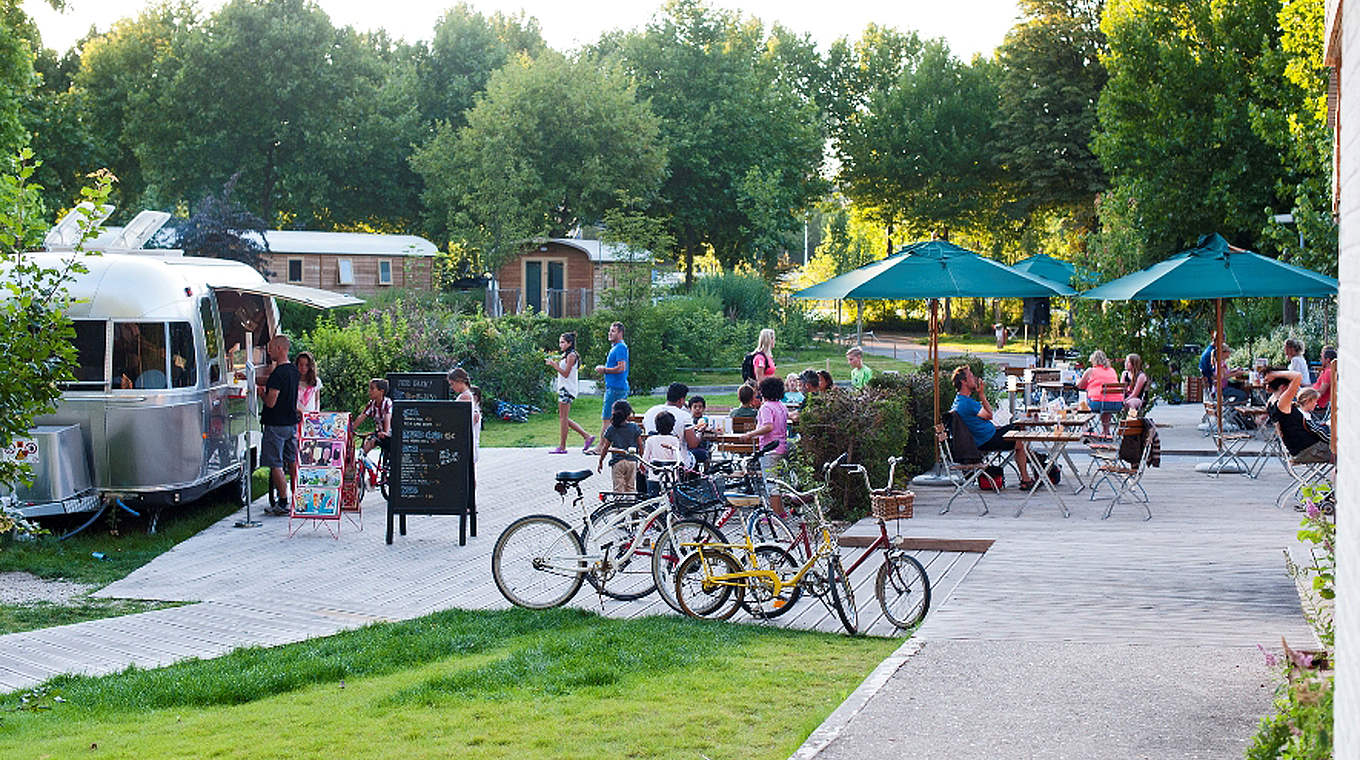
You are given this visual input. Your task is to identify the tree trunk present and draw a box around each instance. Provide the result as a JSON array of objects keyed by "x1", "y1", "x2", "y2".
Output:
[
  {"x1": 944, "y1": 297, "x2": 953, "y2": 334},
  {"x1": 1283, "y1": 297, "x2": 1299, "y2": 325},
  {"x1": 886, "y1": 222, "x2": 894, "y2": 256},
  {"x1": 684, "y1": 241, "x2": 695, "y2": 288}
]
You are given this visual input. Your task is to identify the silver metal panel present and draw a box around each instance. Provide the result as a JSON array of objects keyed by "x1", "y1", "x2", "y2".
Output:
[
  {"x1": 5, "y1": 425, "x2": 92, "y2": 502},
  {"x1": 106, "y1": 398, "x2": 203, "y2": 488}
]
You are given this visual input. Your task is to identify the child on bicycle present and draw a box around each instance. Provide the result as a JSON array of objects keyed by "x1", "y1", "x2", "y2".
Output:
[
  {"x1": 353, "y1": 378, "x2": 392, "y2": 458},
  {"x1": 641, "y1": 410, "x2": 682, "y2": 497},
  {"x1": 597, "y1": 400, "x2": 643, "y2": 492}
]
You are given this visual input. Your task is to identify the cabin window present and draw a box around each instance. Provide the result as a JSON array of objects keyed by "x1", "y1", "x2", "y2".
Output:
[
  {"x1": 112, "y1": 322, "x2": 169, "y2": 390},
  {"x1": 287, "y1": 258, "x2": 303, "y2": 283},
  {"x1": 378, "y1": 259, "x2": 392, "y2": 285},
  {"x1": 337, "y1": 259, "x2": 354, "y2": 285},
  {"x1": 199, "y1": 298, "x2": 223, "y2": 384},
  {"x1": 65, "y1": 320, "x2": 108, "y2": 389},
  {"x1": 169, "y1": 322, "x2": 197, "y2": 388}
]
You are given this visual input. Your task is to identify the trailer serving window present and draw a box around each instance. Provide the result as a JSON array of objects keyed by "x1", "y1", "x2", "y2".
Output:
[
  {"x1": 112, "y1": 322, "x2": 169, "y2": 390},
  {"x1": 64, "y1": 319, "x2": 108, "y2": 389},
  {"x1": 199, "y1": 298, "x2": 224, "y2": 384}
]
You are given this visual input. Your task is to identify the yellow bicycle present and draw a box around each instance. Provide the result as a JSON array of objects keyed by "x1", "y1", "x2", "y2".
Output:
[{"x1": 672, "y1": 455, "x2": 859, "y2": 634}]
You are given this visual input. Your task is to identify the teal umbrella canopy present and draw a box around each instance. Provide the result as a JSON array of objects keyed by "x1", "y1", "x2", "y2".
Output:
[
  {"x1": 794, "y1": 240, "x2": 1076, "y2": 300},
  {"x1": 1012, "y1": 253, "x2": 1076, "y2": 286},
  {"x1": 1079, "y1": 233, "x2": 1338, "y2": 300}
]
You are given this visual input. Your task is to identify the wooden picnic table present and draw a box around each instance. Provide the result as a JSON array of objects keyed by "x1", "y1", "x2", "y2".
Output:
[{"x1": 1003, "y1": 430, "x2": 1086, "y2": 518}]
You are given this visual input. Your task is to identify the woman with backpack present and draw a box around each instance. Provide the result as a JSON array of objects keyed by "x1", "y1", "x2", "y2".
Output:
[{"x1": 743, "y1": 329, "x2": 778, "y2": 384}]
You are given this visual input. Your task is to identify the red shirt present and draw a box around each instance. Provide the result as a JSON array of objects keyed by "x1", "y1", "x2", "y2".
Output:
[{"x1": 1316, "y1": 366, "x2": 1334, "y2": 408}]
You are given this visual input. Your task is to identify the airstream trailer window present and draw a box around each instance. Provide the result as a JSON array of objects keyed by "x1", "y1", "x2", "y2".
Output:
[
  {"x1": 65, "y1": 320, "x2": 108, "y2": 388},
  {"x1": 169, "y1": 322, "x2": 197, "y2": 388},
  {"x1": 215, "y1": 291, "x2": 270, "y2": 369},
  {"x1": 112, "y1": 322, "x2": 169, "y2": 390},
  {"x1": 198, "y1": 298, "x2": 223, "y2": 384}
]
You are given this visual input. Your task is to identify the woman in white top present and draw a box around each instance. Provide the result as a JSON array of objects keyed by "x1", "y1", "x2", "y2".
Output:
[
  {"x1": 545, "y1": 331, "x2": 594, "y2": 454},
  {"x1": 1285, "y1": 338, "x2": 1312, "y2": 386},
  {"x1": 295, "y1": 351, "x2": 323, "y2": 414},
  {"x1": 448, "y1": 367, "x2": 482, "y2": 464}
]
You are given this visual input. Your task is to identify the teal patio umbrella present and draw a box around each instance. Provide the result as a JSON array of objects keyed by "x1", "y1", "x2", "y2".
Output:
[
  {"x1": 1012, "y1": 253, "x2": 1076, "y2": 285},
  {"x1": 1081, "y1": 233, "x2": 1338, "y2": 466},
  {"x1": 795, "y1": 239, "x2": 1075, "y2": 482},
  {"x1": 1012, "y1": 254, "x2": 1078, "y2": 355}
]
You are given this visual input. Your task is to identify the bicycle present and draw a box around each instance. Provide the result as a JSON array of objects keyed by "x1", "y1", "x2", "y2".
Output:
[
  {"x1": 492, "y1": 455, "x2": 726, "y2": 609},
  {"x1": 672, "y1": 454, "x2": 859, "y2": 633},
  {"x1": 353, "y1": 434, "x2": 389, "y2": 502},
  {"x1": 674, "y1": 454, "x2": 933, "y2": 633}
]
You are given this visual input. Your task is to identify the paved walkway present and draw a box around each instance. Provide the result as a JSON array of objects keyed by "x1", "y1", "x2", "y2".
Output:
[{"x1": 0, "y1": 403, "x2": 1315, "y2": 760}]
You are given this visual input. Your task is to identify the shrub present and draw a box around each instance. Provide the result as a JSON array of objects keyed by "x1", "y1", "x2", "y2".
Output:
[
  {"x1": 691, "y1": 271, "x2": 776, "y2": 323},
  {"x1": 795, "y1": 374, "x2": 930, "y2": 520}
]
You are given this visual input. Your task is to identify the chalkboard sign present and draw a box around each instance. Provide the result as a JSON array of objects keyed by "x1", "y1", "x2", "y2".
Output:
[
  {"x1": 387, "y1": 400, "x2": 476, "y2": 545},
  {"x1": 387, "y1": 372, "x2": 451, "y2": 401}
]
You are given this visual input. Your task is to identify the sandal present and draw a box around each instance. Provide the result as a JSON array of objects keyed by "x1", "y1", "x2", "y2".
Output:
[
  {"x1": 1018, "y1": 479, "x2": 1038, "y2": 490},
  {"x1": 548, "y1": 447, "x2": 569, "y2": 454},
  {"x1": 581, "y1": 435, "x2": 596, "y2": 454}
]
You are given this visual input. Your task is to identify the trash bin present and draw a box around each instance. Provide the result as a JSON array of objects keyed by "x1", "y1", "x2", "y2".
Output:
[{"x1": 993, "y1": 323, "x2": 1006, "y2": 349}]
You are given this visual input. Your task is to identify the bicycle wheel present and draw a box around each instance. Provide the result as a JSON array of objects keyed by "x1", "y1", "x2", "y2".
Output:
[
  {"x1": 741, "y1": 544, "x2": 802, "y2": 619},
  {"x1": 826, "y1": 555, "x2": 859, "y2": 634},
  {"x1": 652, "y1": 518, "x2": 726, "y2": 613},
  {"x1": 582, "y1": 500, "x2": 660, "y2": 601},
  {"x1": 491, "y1": 514, "x2": 584, "y2": 609},
  {"x1": 674, "y1": 549, "x2": 744, "y2": 620},
  {"x1": 746, "y1": 508, "x2": 803, "y2": 559},
  {"x1": 378, "y1": 449, "x2": 390, "y2": 501},
  {"x1": 875, "y1": 551, "x2": 931, "y2": 630}
]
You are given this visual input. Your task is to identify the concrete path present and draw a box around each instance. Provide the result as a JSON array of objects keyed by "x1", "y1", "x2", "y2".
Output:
[{"x1": 795, "y1": 403, "x2": 1317, "y2": 759}]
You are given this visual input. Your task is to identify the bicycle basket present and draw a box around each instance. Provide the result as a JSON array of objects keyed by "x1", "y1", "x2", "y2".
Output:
[
  {"x1": 870, "y1": 488, "x2": 915, "y2": 520},
  {"x1": 670, "y1": 477, "x2": 725, "y2": 515}
]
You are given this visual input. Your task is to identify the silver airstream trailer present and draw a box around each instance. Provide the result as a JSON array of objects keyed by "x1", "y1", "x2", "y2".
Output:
[{"x1": 5, "y1": 208, "x2": 361, "y2": 520}]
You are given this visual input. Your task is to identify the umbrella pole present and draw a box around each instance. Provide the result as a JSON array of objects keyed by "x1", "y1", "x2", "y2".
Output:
[
  {"x1": 1216, "y1": 298, "x2": 1224, "y2": 453},
  {"x1": 856, "y1": 299, "x2": 864, "y2": 346},
  {"x1": 913, "y1": 298, "x2": 953, "y2": 487}
]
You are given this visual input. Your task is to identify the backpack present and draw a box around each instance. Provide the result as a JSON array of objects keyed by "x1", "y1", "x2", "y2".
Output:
[
  {"x1": 741, "y1": 351, "x2": 762, "y2": 383},
  {"x1": 978, "y1": 465, "x2": 1005, "y2": 491},
  {"x1": 1031, "y1": 452, "x2": 1062, "y2": 485}
]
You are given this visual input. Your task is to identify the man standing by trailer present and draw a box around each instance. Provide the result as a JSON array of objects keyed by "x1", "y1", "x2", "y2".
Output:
[
  {"x1": 257, "y1": 335, "x2": 300, "y2": 515},
  {"x1": 594, "y1": 321, "x2": 629, "y2": 453}
]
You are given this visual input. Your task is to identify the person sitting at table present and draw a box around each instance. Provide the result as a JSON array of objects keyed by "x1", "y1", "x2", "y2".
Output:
[
  {"x1": 799, "y1": 369, "x2": 820, "y2": 396},
  {"x1": 732, "y1": 383, "x2": 760, "y2": 420},
  {"x1": 1266, "y1": 371, "x2": 1333, "y2": 464},
  {"x1": 1199, "y1": 333, "x2": 1248, "y2": 405},
  {"x1": 783, "y1": 373, "x2": 806, "y2": 406},
  {"x1": 1121, "y1": 353, "x2": 1150, "y2": 412},
  {"x1": 642, "y1": 382, "x2": 704, "y2": 468},
  {"x1": 1285, "y1": 338, "x2": 1313, "y2": 386},
  {"x1": 1076, "y1": 350, "x2": 1123, "y2": 435},
  {"x1": 817, "y1": 370, "x2": 834, "y2": 393},
  {"x1": 951, "y1": 365, "x2": 1033, "y2": 488},
  {"x1": 1313, "y1": 347, "x2": 1336, "y2": 421}
]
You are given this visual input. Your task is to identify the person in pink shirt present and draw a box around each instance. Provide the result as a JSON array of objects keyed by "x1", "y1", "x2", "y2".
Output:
[
  {"x1": 745, "y1": 329, "x2": 778, "y2": 383},
  {"x1": 1076, "y1": 350, "x2": 1122, "y2": 435},
  {"x1": 744, "y1": 375, "x2": 789, "y2": 514}
]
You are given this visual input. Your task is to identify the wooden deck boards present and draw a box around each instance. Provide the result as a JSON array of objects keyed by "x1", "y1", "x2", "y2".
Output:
[{"x1": 0, "y1": 406, "x2": 1316, "y2": 691}]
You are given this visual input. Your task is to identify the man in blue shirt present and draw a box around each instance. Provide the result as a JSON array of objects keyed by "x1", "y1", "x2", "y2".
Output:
[
  {"x1": 950, "y1": 365, "x2": 1032, "y2": 485},
  {"x1": 1199, "y1": 333, "x2": 1248, "y2": 404},
  {"x1": 594, "y1": 321, "x2": 630, "y2": 451}
]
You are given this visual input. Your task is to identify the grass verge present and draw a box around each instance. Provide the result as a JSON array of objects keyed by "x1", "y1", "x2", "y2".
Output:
[
  {"x1": 484, "y1": 393, "x2": 741, "y2": 449},
  {"x1": 0, "y1": 598, "x2": 185, "y2": 636},
  {"x1": 0, "y1": 607, "x2": 899, "y2": 759}
]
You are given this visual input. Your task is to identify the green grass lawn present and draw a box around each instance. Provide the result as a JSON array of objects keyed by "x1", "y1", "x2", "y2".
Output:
[
  {"x1": 673, "y1": 344, "x2": 925, "y2": 387},
  {"x1": 483, "y1": 393, "x2": 745, "y2": 449},
  {"x1": 0, "y1": 607, "x2": 899, "y2": 759},
  {"x1": 0, "y1": 472, "x2": 267, "y2": 633}
]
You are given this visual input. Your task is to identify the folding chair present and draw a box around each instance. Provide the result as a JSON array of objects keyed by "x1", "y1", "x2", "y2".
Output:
[
  {"x1": 1085, "y1": 412, "x2": 1135, "y2": 482},
  {"x1": 1274, "y1": 424, "x2": 1335, "y2": 510},
  {"x1": 1246, "y1": 417, "x2": 1287, "y2": 479},
  {"x1": 1088, "y1": 417, "x2": 1153, "y2": 520},
  {"x1": 935, "y1": 421, "x2": 990, "y2": 516}
]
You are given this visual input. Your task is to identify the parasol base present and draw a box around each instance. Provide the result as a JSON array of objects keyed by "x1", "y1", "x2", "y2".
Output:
[
  {"x1": 1194, "y1": 461, "x2": 1247, "y2": 475},
  {"x1": 912, "y1": 463, "x2": 958, "y2": 488}
]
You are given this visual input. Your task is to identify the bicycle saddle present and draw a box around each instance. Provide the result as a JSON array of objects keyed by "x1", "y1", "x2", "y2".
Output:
[{"x1": 554, "y1": 470, "x2": 593, "y2": 483}]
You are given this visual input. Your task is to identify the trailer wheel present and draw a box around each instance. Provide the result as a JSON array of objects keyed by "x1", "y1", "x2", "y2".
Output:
[{"x1": 235, "y1": 451, "x2": 255, "y2": 507}]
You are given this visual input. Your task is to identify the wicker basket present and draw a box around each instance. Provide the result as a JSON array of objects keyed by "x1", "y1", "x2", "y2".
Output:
[{"x1": 870, "y1": 488, "x2": 915, "y2": 520}]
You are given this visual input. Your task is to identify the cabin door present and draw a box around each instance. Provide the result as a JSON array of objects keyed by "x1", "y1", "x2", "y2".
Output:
[{"x1": 525, "y1": 261, "x2": 542, "y2": 313}]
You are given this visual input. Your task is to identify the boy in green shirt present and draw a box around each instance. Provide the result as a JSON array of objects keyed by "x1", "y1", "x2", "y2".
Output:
[{"x1": 847, "y1": 346, "x2": 873, "y2": 389}]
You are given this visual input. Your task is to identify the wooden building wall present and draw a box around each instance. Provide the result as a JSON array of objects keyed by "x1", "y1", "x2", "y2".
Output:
[{"x1": 259, "y1": 253, "x2": 434, "y2": 295}]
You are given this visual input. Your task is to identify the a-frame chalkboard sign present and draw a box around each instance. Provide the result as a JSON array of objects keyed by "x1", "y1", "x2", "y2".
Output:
[{"x1": 386, "y1": 399, "x2": 477, "y2": 545}]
